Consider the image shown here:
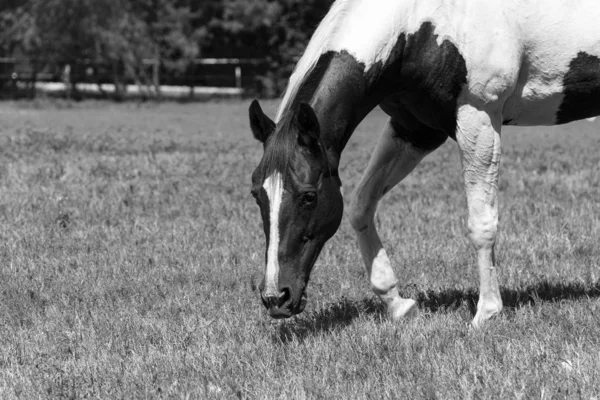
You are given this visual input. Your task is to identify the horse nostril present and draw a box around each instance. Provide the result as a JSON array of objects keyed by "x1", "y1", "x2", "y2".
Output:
[{"x1": 278, "y1": 288, "x2": 291, "y2": 307}]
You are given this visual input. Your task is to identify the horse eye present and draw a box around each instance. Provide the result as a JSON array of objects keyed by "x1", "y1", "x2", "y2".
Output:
[{"x1": 301, "y1": 191, "x2": 316, "y2": 205}]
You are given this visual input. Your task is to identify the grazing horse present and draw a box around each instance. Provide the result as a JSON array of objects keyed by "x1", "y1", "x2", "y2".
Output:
[{"x1": 249, "y1": 0, "x2": 600, "y2": 327}]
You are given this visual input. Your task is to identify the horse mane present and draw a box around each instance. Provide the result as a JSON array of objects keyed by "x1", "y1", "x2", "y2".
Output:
[
  {"x1": 275, "y1": 0, "x2": 351, "y2": 122},
  {"x1": 260, "y1": 0, "x2": 350, "y2": 180}
]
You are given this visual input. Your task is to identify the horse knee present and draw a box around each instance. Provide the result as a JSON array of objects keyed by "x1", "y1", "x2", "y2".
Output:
[
  {"x1": 349, "y1": 196, "x2": 375, "y2": 233},
  {"x1": 467, "y1": 213, "x2": 498, "y2": 249}
]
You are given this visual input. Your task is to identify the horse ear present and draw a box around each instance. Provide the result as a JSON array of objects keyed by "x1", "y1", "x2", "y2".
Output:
[
  {"x1": 295, "y1": 102, "x2": 320, "y2": 150},
  {"x1": 249, "y1": 99, "x2": 275, "y2": 143}
]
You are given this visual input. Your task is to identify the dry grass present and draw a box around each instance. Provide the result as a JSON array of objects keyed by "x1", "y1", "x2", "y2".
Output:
[{"x1": 0, "y1": 99, "x2": 599, "y2": 398}]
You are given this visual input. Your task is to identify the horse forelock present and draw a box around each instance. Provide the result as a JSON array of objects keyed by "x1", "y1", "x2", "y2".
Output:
[
  {"x1": 275, "y1": 0, "x2": 352, "y2": 122},
  {"x1": 258, "y1": 115, "x2": 297, "y2": 181},
  {"x1": 259, "y1": 111, "x2": 335, "y2": 185}
]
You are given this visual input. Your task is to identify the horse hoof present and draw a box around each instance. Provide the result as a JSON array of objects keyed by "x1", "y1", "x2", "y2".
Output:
[
  {"x1": 470, "y1": 301, "x2": 503, "y2": 329},
  {"x1": 388, "y1": 298, "x2": 418, "y2": 321},
  {"x1": 470, "y1": 317, "x2": 485, "y2": 330}
]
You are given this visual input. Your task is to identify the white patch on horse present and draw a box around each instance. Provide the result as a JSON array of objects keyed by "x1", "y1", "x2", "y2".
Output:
[
  {"x1": 263, "y1": 172, "x2": 284, "y2": 295},
  {"x1": 329, "y1": 0, "x2": 404, "y2": 69},
  {"x1": 282, "y1": 0, "x2": 600, "y2": 126},
  {"x1": 327, "y1": 1, "x2": 467, "y2": 71},
  {"x1": 454, "y1": 1, "x2": 600, "y2": 124}
]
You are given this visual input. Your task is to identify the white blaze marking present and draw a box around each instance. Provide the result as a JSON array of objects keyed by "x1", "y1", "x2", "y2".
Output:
[{"x1": 263, "y1": 172, "x2": 284, "y2": 295}]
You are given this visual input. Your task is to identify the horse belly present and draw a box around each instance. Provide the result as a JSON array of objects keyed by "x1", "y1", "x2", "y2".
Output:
[
  {"x1": 505, "y1": 52, "x2": 600, "y2": 126},
  {"x1": 503, "y1": 10, "x2": 600, "y2": 126},
  {"x1": 503, "y1": 88, "x2": 567, "y2": 126}
]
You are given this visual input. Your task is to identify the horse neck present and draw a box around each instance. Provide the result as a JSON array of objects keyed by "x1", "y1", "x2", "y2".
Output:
[{"x1": 291, "y1": 51, "x2": 380, "y2": 158}]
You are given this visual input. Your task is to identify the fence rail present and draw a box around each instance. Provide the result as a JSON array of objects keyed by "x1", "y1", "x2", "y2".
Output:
[{"x1": 0, "y1": 57, "x2": 266, "y2": 98}]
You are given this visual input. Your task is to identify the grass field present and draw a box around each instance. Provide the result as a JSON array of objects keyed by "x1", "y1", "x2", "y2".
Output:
[{"x1": 0, "y1": 99, "x2": 599, "y2": 398}]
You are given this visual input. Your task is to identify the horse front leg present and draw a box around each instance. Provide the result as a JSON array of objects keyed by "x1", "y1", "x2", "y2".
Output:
[
  {"x1": 349, "y1": 118, "x2": 433, "y2": 320},
  {"x1": 456, "y1": 105, "x2": 503, "y2": 328}
]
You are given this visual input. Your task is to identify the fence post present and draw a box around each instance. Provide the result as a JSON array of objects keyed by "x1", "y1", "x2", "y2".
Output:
[
  {"x1": 153, "y1": 46, "x2": 161, "y2": 99},
  {"x1": 235, "y1": 66, "x2": 242, "y2": 89}
]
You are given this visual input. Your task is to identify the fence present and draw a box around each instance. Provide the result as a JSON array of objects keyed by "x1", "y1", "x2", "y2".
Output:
[{"x1": 0, "y1": 57, "x2": 266, "y2": 99}]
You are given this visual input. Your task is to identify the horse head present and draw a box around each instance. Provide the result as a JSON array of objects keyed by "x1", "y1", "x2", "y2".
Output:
[{"x1": 249, "y1": 100, "x2": 343, "y2": 318}]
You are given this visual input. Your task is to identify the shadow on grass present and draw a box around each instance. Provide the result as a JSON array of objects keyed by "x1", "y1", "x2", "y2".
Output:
[
  {"x1": 272, "y1": 297, "x2": 385, "y2": 344},
  {"x1": 417, "y1": 279, "x2": 600, "y2": 315},
  {"x1": 273, "y1": 280, "x2": 600, "y2": 344}
]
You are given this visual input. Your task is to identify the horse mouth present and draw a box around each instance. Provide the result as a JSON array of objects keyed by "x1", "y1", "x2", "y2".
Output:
[{"x1": 266, "y1": 291, "x2": 308, "y2": 319}]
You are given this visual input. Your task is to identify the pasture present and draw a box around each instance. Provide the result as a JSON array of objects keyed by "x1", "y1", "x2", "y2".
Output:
[{"x1": 0, "y1": 99, "x2": 599, "y2": 398}]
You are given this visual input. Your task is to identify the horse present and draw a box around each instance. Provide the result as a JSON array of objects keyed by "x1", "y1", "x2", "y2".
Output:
[{"x1": 248, "y1": 0, "x2": 600, "y2": 327}]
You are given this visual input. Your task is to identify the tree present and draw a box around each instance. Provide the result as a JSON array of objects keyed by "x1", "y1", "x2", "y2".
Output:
[
  {"x1": 1, "y1": 0, "x2": 205, "y2": 99},
  {"x1": 0, "y1": 1, "x2": 42, "y2": 97},
  {"x1": 201, "y1": 0, "x2": 334, "y2": 96},
  {"x1": 0, "y1": 0, "x2": 337, "y2": 99},
  {"x1": 128, "y1": 0, "x2": 204, "y2": 97}
]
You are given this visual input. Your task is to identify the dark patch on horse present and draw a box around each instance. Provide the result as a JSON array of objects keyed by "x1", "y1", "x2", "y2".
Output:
[
  {"x1": 556, "y1": 52, "x2": 600, "y2": 124},
  {"x1": 260, "y1": 51, "x2": 365, "y2": 175},
  {"x1": 388, "y1": 110, "x2": 449, "y2": 151},
  {"x1": 286, "y1": 21, "x2": 467, "y2": 154},
  {"x1": 292, "y1": 50, "x2": 373, "y2": 153},
  {"x1": 369, "y1": 21, "x2": 468, "y2": 150},
  {"x1": 294, "y1": 51, "x2": 339, "y2": 107}
]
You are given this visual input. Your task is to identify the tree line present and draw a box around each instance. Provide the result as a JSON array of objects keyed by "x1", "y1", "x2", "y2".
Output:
[{"x1": 0, "y1": 0, "x2": 334, "y2": 98}]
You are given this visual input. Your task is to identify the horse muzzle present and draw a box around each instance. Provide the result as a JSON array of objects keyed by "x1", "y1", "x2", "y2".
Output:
[{"x1": 260, "y1": 289, "x2": 307, "y2": 319}]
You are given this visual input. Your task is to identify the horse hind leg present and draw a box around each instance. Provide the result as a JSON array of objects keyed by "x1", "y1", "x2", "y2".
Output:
[{"x1": 349, "y1": 118, "x2": 442, "y2": 321}]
